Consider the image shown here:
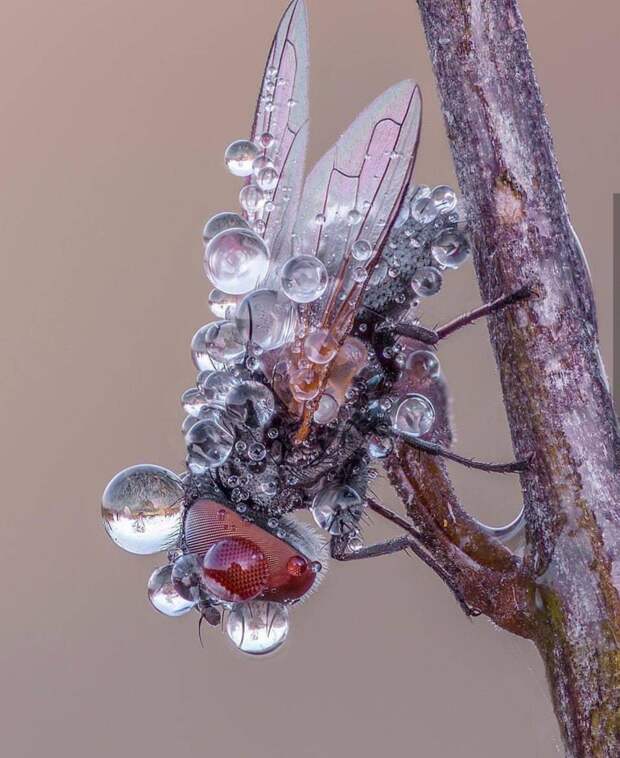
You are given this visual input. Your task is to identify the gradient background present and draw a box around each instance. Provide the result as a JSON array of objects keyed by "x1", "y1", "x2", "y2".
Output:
[{"x1": 1, "y1": 1, "x2": 617, "y2": 756}]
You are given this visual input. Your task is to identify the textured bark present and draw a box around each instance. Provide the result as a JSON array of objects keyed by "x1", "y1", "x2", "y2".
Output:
[{"x1": 414, "y1": 1, "x2": 620, "y2": 755}]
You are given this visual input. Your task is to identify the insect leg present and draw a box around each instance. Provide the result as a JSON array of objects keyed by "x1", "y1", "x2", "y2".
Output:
[
  {"x1": 396, "y1": 433, "x2": 532, "y2": 474},
  {"x1": 330, "y1": 534, "x2": 476, "y2": 616},
  {"x1": 392, "y1": 284, "x2": 534, "y2": 344}
]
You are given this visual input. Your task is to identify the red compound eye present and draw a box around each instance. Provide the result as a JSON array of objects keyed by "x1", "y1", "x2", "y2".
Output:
[{"x1": 203, "y1": 537, "x2": 268, "y2": 602}]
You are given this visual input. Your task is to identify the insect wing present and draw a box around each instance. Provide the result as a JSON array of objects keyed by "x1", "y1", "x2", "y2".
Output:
[
  {"x1": 249, "y1": 0, "x2": 309, "y2": 266},
  {"x1": 294, "y1": 80, "x2": 421, "y2": 283}
]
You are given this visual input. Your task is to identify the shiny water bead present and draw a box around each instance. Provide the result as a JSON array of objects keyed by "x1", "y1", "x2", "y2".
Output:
[
  {"x1": 248, "y1": 442, "x2": 266, "y2": 462},
  {"x1": 406, "y1": 350, "x2": 441, "y2": 380},
  {"x1": 184, "y1": 411, "x2": 234, "y2": 469},
  {"x1": 257, "y1": 166, "x2": 279, "y2": 192},
  {"x1": 171, "y1": 553, "x2": 206, "y2": 602},
  {"x1": 259, "y1": 132, "x2": 275, "y2": 149},
  {"x1": 198, "y1": 370, "x2": 238, "y2": 406},
  {"x1": 369, "y1": 260, "x2": 388, "y2": 286},
  {"x1": 311, "y1": 485, "x2": 364, "y2": 535},
  {"x1": 208, "y1": 289, "x2": 240, "y2": 319},
  {"x1": 181, "y1": 415, "x2": 199, "y2": 434},
  {"x1": 252, "y1": 154, "x2": 273, "y2": 175},
  {"x1": 290, "y1": 366, "x2": 320, "y2": 401},
  {"x1": 352, "y1": 239, "x2": 373, "y2": 261},
  {"x1": 368, "y1": 434, "x2": 394, "y2": 459},
  {"x1": 201, "y1": 320, "x2": 245, "y2": 364},
  {"x1": 431, "y1": 229, "x2": 471, "y2": 270},
  {"x1": 147, "y1": 564, "x2": 195, "y2": 617},
  {"x1": 202, "y1": 537, "x2": 268, "y2": 602},
  {"x1": 226, "y1": 601, "x2": 289, "y2": 655},
  {"x1": 304, "y1": 329, "x2": 339, "y2": 364},
  {"x1": 431, "y1": 185, "x2": 458, "y2": 215},
  {"x1": 239, "y1": 184, "x2": 265, "y2": 215},
  {"x1": 202, "y1": 212, "x2": 248, "y2": 243},
  {"x1": 236, "y1": 289, "x2": 296, "y2": 351},
  {"x1": 280, "y1": 255, "x2": 328, "y2": 303},
  {"x1": 252, "y1": 219, "x2": 267, "y2": 236},
  {"x1": 313, "y1": 392, "x2": 339, "y2": 425},
  {"x1": 392, "y1": 393, "x2": 435, "y2": 437},
  {"x1": 326, "y1": 337, "x2": 367, "y2": 404},
  {"x1": 191, "y1": 325, "x2": 220, "y2": 371},
  {"x1": 353, "y1": 266, "x2": 368, "y2": 283},
  {"x1": 205, "y1": 228, "x2": 270, "y2": 295},
  {"x1": 411, "y1": 266, "x2": 443, "y2": 297},
  {"x1": 181, "y1": 387, "x2": 207, "y2": 417},
  {"x1": 411, "y1": 187, "x2": 437, "y2": 225},
  {"x1": 225, "y1": 139, "x2": 260, "y2": 177},
  {"x1": 225, "y1": 381, "x2": 275, "y2": 428},
  {"x1": 347, "y1": 209, "x2": 362, "y2": 226},
  {"x1": 102, "y1": 465, "x2": 184, "y2": 555}
]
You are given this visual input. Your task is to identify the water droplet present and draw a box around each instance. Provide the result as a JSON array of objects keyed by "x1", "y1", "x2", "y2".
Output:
[
  {"x1": 225, "y1": 140, "x2": 260, "y2": 177},
  {"x1": 431, "y1": 185, "x2": 458, "y2": 214},
  {"x1": 392, "y1": 393, "x2": 435, "y2": 437},
  {"x1": 198, "y1": 320, "x2": 245, "y2": 364},
  {"x1": 226, "y1": 601, "x2": 289, "y2": 655},
  {"x1": 208, "y1": 289, "x2": 240, "y2": 319},
  {"x1": 313, "y1": 392, "x2": 339, "y2": 425},
  {"x1": 311, "y1": 485, "x2": 364, "y2": 535},
  {"x1": 252, "y1": 219, "x2": 267, "y2": 236},
  {"x1": 239, "y1": 184, "x2": 266, "y2": 215},
  {"x1": 147, "y1": 564, "x2": 195, "y2": 616},
  {"x1": 314, "y1": 213, "x2": 326, "y2": 226},
  {"x1": 262, "y1": 478, "x2": 278, "y2": 496},
  {"x1": 431, "y1": 229, "x2": 471, "y2": 270},
  {"x1": 198, "y1": 370, "x2": 238, "y2": 406},
  {"x1": 347, "y1": 209, "x2": 362, "y2": 226},
  {"x1": 352, "y1": 239, "x2": 373, "y2": 261},
  {"x1": 235, "y1": 289, "x2": 296, "y2": 351},
  {"x1": 252, "y1": 154, "x2": 274, "y2": 176},
  {"x1": 202, "y1": 212, "x2": 248, "y2": 242},
  {"x1": 204, "y1": 228, "x2": 270, "y2": 294},
  {"x1": 406, "y1": 350, "x2": 441, "y2": 380},
  {"x1": 191, "y1": 325, "x2": 220, "y2": 371},
  {"x1": 248, "y1": 442, "x2": 266, "y2": 461},
  {"x1": 280, "y1": 255, "x2": 328, "y2": 303},
  {"x1": 225, "y1": 381, "x2": 275, "y2": 428},
  {"x1": 171, "y1": 553, "x2": 206, "y2": 603},
  {"x1": 203, "y1": 537, "x2": 268, "y2": 602},
  {"x1": 411, "y1": 189, "x2": 437, "y2": 225},
  {"x1": 290, "y1": 367, "x2": 320, "y2": 401},
  {"x1": 257, "y1": 166, "x2": 279, "y2": 192},
  {"x1": 304, "y1": 329, "x2": 339, "y2": 364},
  {"x1": 411, "y1": 266, "x2": 443, "y2": 297},
  {"x1": 352, "y1": 266, "x2": 368, "y2": 283},
  {"x1": 181, "y1": 387, "x2": 207, "y2": 417},
  {"x1": 101, "y1": 465, "x2": 184, "y2": 555},
  {"x1": 259, "y1": 132, "x2": 275, "y2": 149},
  {"x1": 369, "y1": 260, "x2": 388, "y2": 286},
  {"x1": 185, "y1": 411, "x2": 234, "y2": 469}
]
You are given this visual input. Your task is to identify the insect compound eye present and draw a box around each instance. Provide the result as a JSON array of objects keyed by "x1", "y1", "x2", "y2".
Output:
[
  {"x1": 202, "y1": 537, "x2": 269, "y2": 603},
  {"x1": 184, "y1": 499, "x2": 318, "y2": 603}
]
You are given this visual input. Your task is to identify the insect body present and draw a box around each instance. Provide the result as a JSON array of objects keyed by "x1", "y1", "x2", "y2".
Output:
[{"x1": 102, "y1": 0, "x2": 480, "y2": 655}]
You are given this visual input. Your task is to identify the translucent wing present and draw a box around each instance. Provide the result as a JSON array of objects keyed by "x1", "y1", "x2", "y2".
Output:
[
  {"x1": 294, "y1": 80, "x2": 421, "y2": 291},
  {"x1": 249, "y1": 0, "x2": 309, "y2": 264}
]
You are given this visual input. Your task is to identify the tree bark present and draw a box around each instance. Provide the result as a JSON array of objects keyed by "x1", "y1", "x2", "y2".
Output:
[{"x1": 415, "y1": 1, "x2": 620, "y2": 755}]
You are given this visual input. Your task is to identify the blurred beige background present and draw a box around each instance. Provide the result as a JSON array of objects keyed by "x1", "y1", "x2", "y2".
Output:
[{"x1": 0, "y1": 1, "x2": 617, "y2": 757}]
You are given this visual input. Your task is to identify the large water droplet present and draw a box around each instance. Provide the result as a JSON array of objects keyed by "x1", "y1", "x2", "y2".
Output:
[
  {"x1": 147, "y1": 564, "x2": 195, "y2": 617},
  {"x1": 431, "y1": 229, "x2": 471, "y2": 270},
  {"x1": 235, "y1": 289, "x2": 296, "y2": 351},
  {"x1": 204, "y1": 229, "x2": 270, "y2": 294},
  {"x1": 257, "y1": 166, "x2": 279, "y2": 192},
  {"x1": 208, "y1": 289, "x2": 240, "y2": 319},
  {"x1": 225, "y1": 140, "x2": 260, "y2": 177},
  {"x1": 411, "y1": 266, "x2": 443, "y2": 297},
  {"x1": 102, "y1": 465, "x2": 184, "y2": 555},
  {"x1": 200, "y1": 320, "x2": 245, "y2": 364},
  {"x1": 352, "y1": 239, "x2": 373, "y2": 261},
  {"x1": 304, "y1": 329, "x2": 339, "y2": 364},
  {"x1": 311, "y1": 485, "x2": 364, "y2": 535},
  {"x1": 185, "y1": 411, "x2": 234, "y2": 470},
  {"x1": 226, "y1": 601, "x2": 289, "y2": 655},
  {"x1": 410, "y1": 187, "x2": 437, "y2": 225},
  {"x1": 430, "y1": 185, "x2": 458, "y2": 215},
  {"x1": 313, "y1": 392, "x2": 339, "y2": 425},
  {"x1": 203, "y1": 537, "x2": 268, "y2": 602},
  {"x1": 392, "y1": 393, "x2": 435, "y2": 437},
  {"x1": 280, "y1": 255, "x2": 328, "y2": 303},
  {"x1": 406, "y1": 350, "x2": 441, "y2": 380},
  {"x1": 198, "y1": 370, "x2": 239, "y2": 407},
  {"x1": 202, "y1": 212, "x2": 248, "y2": 242},
  {"x1": 239, "y1": 184, "x2": 265, "y2": 215},
  {"x1": 225, "y1": 380, "x2": 275, "y2": 428},
  {"x1": 181, "y1": 387, "x2": 207, "y2": 417},
  {"x1": 191, "y1": 325, "x2": 220, "y2": 371},
  {"x1": 171, "y1": 553, "x2": 206, "y2": 603}
]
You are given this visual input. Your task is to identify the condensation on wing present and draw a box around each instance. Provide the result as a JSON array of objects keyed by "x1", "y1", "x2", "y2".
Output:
[
  {"x1": 293, "y1": 80, "x2": 421, "y2": 282},
  {"x1": 249, "y1": 0, "x2": 309, "y2": 266}
]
